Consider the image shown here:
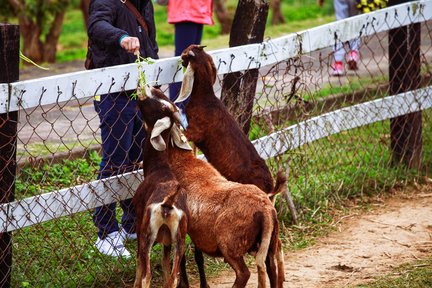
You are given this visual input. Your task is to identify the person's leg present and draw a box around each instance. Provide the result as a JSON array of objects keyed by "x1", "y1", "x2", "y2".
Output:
[
  {"x1": 169, "y1": 21, "x2": 204, "y2": 103},
  {"x1": 333, "y1": 0, "x2": 351, "y2": 63},
  {"x1": 93, "y1": 93, "x2": 137, "y2": 240},
  {"x1": 345, "y1": 1, "x2": 360, "y2": 70},
  {"x1": 120, "y1": 101, "x2": 145, "y2": 235}
]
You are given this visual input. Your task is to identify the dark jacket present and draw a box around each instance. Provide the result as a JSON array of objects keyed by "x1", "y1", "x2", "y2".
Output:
[{"x1": 88, "y1": 0, "x2": 159, "y2": 68}]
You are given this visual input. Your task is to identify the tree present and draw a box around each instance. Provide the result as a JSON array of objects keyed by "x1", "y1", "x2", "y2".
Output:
[
  {"x1": 213, "y1": 0, "x2": 232, "y2": 34},
  {"x1": 5, "y1": 0, "x2": 70, "y2": 63},
  {"x1": 221, "y1": 0, "x2": 269, "y2": 135},
  {"x1": 80, "y1": 0, "x2": 90, "y2": 28},
  {"x1": 271, "y1": 0, "x2": 285, "y2": 25}
]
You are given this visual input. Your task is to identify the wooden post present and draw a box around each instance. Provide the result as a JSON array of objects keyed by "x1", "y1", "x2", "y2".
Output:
[
  {"x1": 0, "y1": 23, "x2": 19, "y2": 288},
  {"x1": 388, "y1": 0, "x2": 422, "y2": 169},
  {"x1": 221, "y1": 0, "x2": 269, "y2": 135}
]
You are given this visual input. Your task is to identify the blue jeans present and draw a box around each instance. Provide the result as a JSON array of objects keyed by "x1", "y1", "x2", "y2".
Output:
[
  {"x1": 169, "y1": 21, "x2": 203, "y2": 108},
  {"x1": 93, "y1": 92, "x2": 145, "y2": 239}
]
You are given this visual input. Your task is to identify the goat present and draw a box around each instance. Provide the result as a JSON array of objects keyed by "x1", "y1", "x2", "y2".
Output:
[
  {"x1": 175, "y1": 44, "x2": 287, "y2": 287},
  {"x1": 132, "y1": 85, "x2": 188, "y2": 288},
  {"x1": 140, "y1": 86, "x2": 285, "y2": 287},
  {"x1": 175, "y1": 44, "x2": 287, "y2": 198},
  {"x1": 168, "y1": 124, "x2": 285, "y2": 288}
]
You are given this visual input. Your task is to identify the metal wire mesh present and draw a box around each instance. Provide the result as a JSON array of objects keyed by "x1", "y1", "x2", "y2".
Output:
[{"x1": 0, "y1": 8, "x2": 431, "y2": 288}]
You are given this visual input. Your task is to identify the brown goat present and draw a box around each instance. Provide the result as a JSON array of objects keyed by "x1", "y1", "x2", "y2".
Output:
[
  {"x1": 168, "y1": 127, "x2": 285, "y2": 288},
  {"x1": 176, "y1": 44, "x2": 287, "y2": 287},
  {"x1": 140, "y1": 86, "x2": 285, "y2": 287},
  {"x1": 175, "y1": 44, "x2": 287, "y2": 197},
  {"x1": 133, "y1": 86, "x2": 188, "y2": 288}
]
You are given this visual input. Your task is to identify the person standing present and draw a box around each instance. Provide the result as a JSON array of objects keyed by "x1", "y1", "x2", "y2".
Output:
[
  {"x1": 318, "y1": 0, "x2": 360, "y2": 76},
  {"x1": 87, "y1": 0, "x2": 158, "y2": 258},
  {"x1": 167, "y1": 0, "x2": 214, "y2": 119}
]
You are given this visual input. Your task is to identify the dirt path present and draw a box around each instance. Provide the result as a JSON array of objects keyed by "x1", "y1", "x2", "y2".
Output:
[{"x1": 196, "y1": 184, "x2": 432, "y2": 288}]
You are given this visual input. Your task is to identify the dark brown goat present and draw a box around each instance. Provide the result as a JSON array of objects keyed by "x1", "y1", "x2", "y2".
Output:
[
  {"x1": 140, "y1": 87, "x2": 285, "y2": 287},
  {"x1": 176, "y1": 44, "x2": 287, "y2": 287},
  {"x1": 133, "y1": 86, "x2": 188, "y2": 288},
  {"x1": 175, "y1": 44, "x2": 287, "y2": 197}
]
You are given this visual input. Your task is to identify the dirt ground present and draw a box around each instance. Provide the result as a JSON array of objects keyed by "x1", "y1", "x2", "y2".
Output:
[{"x1": 193, "y1": 183, "x2": 432, "y2": 288}]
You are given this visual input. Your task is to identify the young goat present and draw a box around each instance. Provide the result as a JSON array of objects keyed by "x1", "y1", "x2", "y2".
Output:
[
  {"x1": 141, "y1": 87, "x2": 285, "y2": 287},
  {"x1": 175, "y1": 44, "x2": 287, "y2": 197},
  {"x1": 132, "y1": 86, "x2": 188, "y2": 288}
]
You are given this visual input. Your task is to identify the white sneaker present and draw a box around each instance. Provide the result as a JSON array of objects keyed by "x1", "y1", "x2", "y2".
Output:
[
  {"x1": 120, "y1": 228, "x2": 137, "y2": 241},
  {"x1": 95, "y1": 231, "x2": 131, "y2": 258}
]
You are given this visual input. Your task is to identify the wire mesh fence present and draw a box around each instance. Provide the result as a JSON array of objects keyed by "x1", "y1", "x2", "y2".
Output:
[{"x1": 0, "y1": 1, "x2": 432, "y2": 287}]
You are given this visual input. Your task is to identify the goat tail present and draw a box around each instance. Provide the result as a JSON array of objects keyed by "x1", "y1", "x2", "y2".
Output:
[
  {"x1": 161, "y1": 185, "x2": 181, "y2": 209},
  {"x1": 255, "y1": 210, "x2": 274, "y2": 288},
  {"x1": 268, "y1": 170, "x2": 287, "y2": 198}
]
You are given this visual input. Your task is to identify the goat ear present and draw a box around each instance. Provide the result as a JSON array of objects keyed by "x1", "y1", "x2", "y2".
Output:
[
  {"x1": 175, "y1": 65, "x2": 194, "y2": 104},
  {"x1": 211, "y1": 59, "x2": 217, "y2": 85},
  {"x1": 137, "y1": 84, "x2": 153, "y2": 100},
  {"x1": 188, "y1": 50, "x2": 195, "y2": 57},
  {"x1": 171, "y1": 125, "x2": 192, "y2": 151},
  {"x1": 150, "y1": 116, "x2": 171, "y2": 151}
]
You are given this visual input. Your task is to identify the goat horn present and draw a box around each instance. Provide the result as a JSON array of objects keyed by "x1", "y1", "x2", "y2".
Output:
[
  {"x1": 173, "y1": 111, "x2": 186, "y2": 129},
  {"x1": 197, "y1": 45, "x2": 207, "y2": 49},
  {"x1": 137, "y1": 86, "x2": 147, "y2": 100}
]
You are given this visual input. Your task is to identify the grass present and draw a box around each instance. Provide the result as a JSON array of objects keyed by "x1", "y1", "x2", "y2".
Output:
[
  {"x1": 355, "y1": 258, "x2": 432, "y2": 288},
  {"x1": 11, "y1": 108, "x2": 432, "y2": 287}
]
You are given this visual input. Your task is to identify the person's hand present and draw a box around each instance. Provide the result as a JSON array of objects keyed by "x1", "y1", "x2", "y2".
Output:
[
  {"x1": 317, "y1": 0, "x2": 324, "y2": 7},
  {"x1": 120, "y1": 36, "x2": 140, "y2": 55}
]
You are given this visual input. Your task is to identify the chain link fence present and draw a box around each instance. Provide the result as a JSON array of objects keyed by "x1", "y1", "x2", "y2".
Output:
[{"x1": 1, "y1": 2, "x2": 432, "y2": 287}]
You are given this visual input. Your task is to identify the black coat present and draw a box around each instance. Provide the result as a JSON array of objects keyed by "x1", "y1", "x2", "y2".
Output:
[{"x1": 88, "y1": 0, "x2": 159, "y2": 68}]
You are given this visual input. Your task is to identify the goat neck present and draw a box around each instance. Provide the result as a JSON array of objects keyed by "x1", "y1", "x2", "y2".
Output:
[
  {"x1": 168, "y1": 143, "x2": 221, "y2": 186},
  {"x1": 141, "y1": 131, "x2": 171, "y2": 177},
  {"x1": 180, "y1": 45, "x2": 218, "y2": 102}
]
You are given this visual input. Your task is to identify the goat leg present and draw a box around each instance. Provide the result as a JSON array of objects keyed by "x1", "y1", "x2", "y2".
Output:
[
  {"x1": 163, "y1": 244, "x2": 172, "y2": 284},
  {"x1": 276, "y1": 239, "x2": 285, "y2": 288},
  {"x1": 223, "y1": 255, "x2": 250, "y2": 288},
  {"x1": 194, "y1": 247, "x2": 209, "y2": 288},
  {"x1": 166, "y1": 231, "x2": 186, "y2": 288},
  {"x1": 137, "y1": 233, "x2": 156, "y2": 288},
  {"x1": 177, "y1": 256, "x2": 189, "y2": 288}
]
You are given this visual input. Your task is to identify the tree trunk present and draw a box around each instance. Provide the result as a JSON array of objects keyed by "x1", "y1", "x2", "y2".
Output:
[
  {"x1": 44, "y1": 12, "x2": 65, "y2": 62},
  {"x1": 271, "y1": 0, "x2": 285, "y2": 25},
  {"x1": 221, "y1": 0, "x2": 269, "y2": 135},
  {"x1": 19, "y1": 17, "x2": 44, "y2": 63},
  {"x1": 80, "y1": 0, "x2": 91, "y2": 29},
  {"x1": 8, "y1": 0, "x2": 67, "y2": 64},
  {"x1": 213, "y1": 0, "x2": 232, "y2": 34}
]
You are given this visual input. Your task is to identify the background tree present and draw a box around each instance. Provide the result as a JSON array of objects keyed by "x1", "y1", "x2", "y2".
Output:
[
  {"x1": 271, "y1": 0, "x2": 285, "y2": 25},
  {"x1": 80, "y1": 0, "x2": 90, "y2": 28},
  {"x1": 213, "y1": 0, "x2": 232, "y2": 34},
  {"x1": 4, "y1": 0, "x2": 70, "y2": 63}
]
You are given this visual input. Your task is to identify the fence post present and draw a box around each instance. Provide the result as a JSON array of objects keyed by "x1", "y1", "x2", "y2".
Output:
[
  {"x1": 388, "y1": 0, "x2": 422, "y2": 169},
  {"x1": 0, "y1": 23, "x2": 19, "y2": 288}
]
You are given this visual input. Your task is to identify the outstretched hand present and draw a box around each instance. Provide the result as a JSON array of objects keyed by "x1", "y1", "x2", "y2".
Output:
[{"x1": 120, "y1": 36, "x2": 140, "y2": 55}]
